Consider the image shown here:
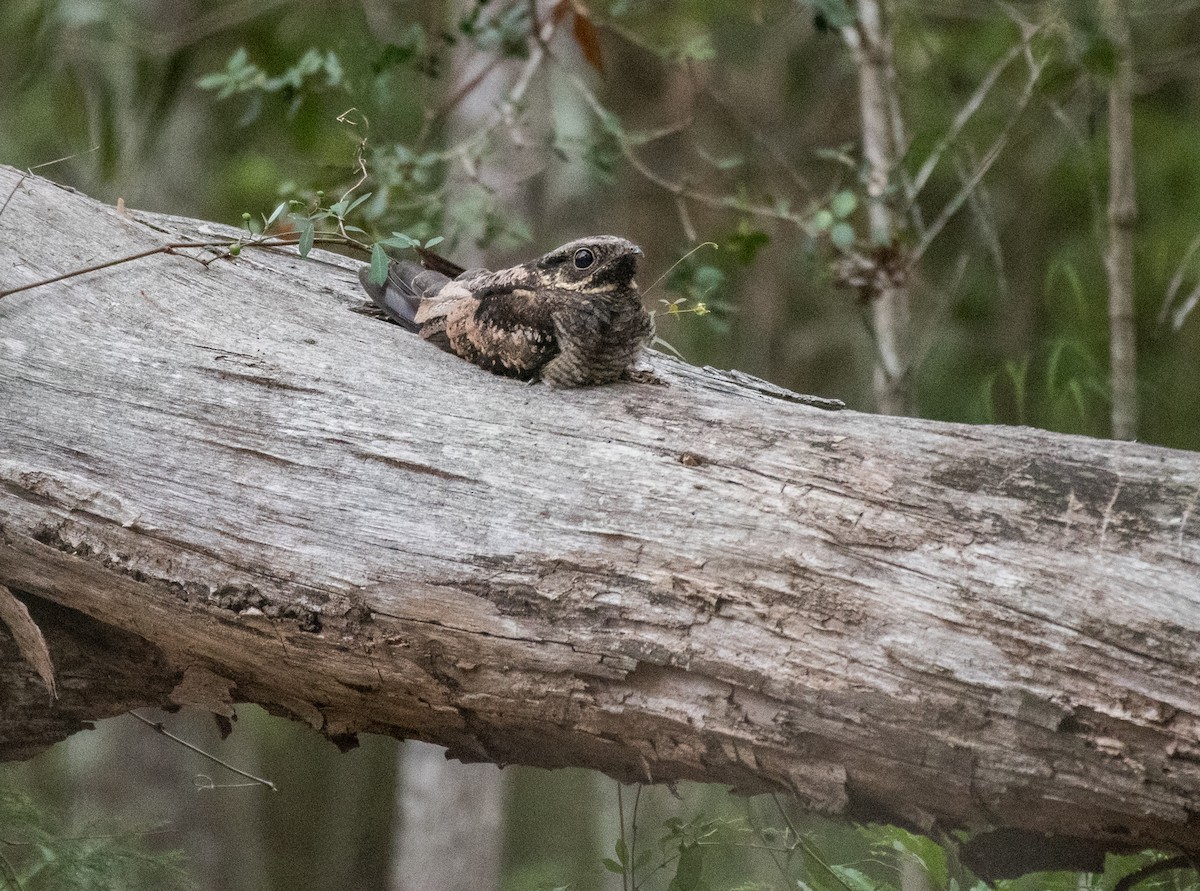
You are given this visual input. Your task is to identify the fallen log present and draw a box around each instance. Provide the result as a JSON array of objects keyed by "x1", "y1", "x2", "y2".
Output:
[{"x1": 1, "y1": 165, "x2": 1198, "y2": 877}]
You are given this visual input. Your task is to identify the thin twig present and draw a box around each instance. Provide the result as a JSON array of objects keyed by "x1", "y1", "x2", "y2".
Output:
[
  {"x1": 423, "y1": 54, "x2": 508, "y2": 137},
  {"x1": 334, "y1": 108, "x2": 371, "y2": 243},
  {"x1": 699, "y1": 83, "x2": 812, "y2": 195},
  {"x1": 630, "y1": 785, "x2": 642, "y2": 890},
  {"x1": 0, "y1": 172, "x2": 27, "y2": 222},
  {"x1": 906, "y1": 37, "x2": 1031, "y2": 203},
  {"x1": 675, "y1": 194, "x2": 698, "y2": 243},
  {"x1": 643, "y1": 242, "x2": 718, "y2": 296},
  {"x1": 910, "y1": 250, "x2": 971, "y2": 376},
  {"x1": 1, "y1": 243, "x2": 225, "y2": 299},
  {"x1": 0, "y1": 847, "x2": 24, "y2": 891},
  {"x1": 558, "y1": 60, "x2": 811, "y2": 233},
  {"x1": 1168, "y1": 280, "x2": 1200, "y2": 332},
  {"x1": 616, "y1": 782, "x2": 629, "y2": 891},
  {"x1": 909, "y1": 50, "x2": 1045, "y2": 267},
  {"x1": 0, "y1": 232, "x2": 364, "y2": 300},
  {"x1": 1, "y1": 827, "x2": 179, "y2": 846},
  {"x1": 770, "y1": 793, "x2": 858, "y2": 891},
  {"x1": 1157, "y1": 231, "x2": 1200, "y2": 329},
  {"x1": 955, "y1": 150, "x2": 1007, "y2": 301},
  {"x1": 0, "y1": 146, "x2": 102, "y2": 221},
  {"x1": 744, "y1": 798, "x2": 792, "y2": 883},
  {"x1": 130, "y1": 711, "x2": 278, "y2": 792}
]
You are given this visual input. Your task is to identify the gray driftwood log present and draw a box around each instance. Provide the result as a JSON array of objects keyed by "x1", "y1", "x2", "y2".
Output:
[{"x1": 2, "y1": 165, "x2": 1199, "y2": 877}]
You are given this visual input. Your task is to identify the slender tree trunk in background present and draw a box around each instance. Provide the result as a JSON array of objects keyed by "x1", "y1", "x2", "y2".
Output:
[
  {"x1": 844, "y1": 0, "x2": 912, "y2": 416},
  {"x1": 390, "y1": 742, "x2": 504, "y2": 891},
  {"x1": 1102, "y1": 0, "x2": 1138, "y2": 440}
]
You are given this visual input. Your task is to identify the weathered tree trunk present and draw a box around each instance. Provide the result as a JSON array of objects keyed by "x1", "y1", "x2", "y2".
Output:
[
  {"x1": 843, "y1": 0, "x2": 912, "y2": 416},
  {"x1": 2, "y1": 166, "x2": 1199, "y2": 877}
]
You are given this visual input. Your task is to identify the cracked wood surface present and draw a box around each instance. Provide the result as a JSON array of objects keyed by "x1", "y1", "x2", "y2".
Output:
[{"x1": 2, "y1": 165, "x2": 1200, "y2": 874}]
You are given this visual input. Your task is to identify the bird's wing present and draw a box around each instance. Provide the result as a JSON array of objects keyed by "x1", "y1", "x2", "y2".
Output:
[
  {"x1": 415, "y1": 245, "x2": 466, "y2": 278},
  {"x1": 359, "y1": 260, "x2": 452, "y2": 331},
  {"x1": 441, "y1": 282, "x2": 562, "y2": 379}
]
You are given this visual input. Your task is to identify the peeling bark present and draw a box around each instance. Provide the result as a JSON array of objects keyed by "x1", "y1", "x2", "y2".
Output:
[{"x1": 2, "y1": 166, "x2": 1200, "y2": 876}]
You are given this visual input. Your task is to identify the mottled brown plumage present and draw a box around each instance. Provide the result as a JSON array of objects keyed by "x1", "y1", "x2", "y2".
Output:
[{"x1": 358, "y1": 236, "x2": 654, "y2": 387}]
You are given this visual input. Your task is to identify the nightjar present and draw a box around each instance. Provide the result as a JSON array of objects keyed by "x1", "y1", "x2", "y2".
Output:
[{"x1": 358, "y1": 236, "x2": 654, "y2": 387}]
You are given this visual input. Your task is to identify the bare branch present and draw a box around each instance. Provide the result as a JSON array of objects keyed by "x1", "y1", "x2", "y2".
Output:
[
  {"x1": 0, "y1": 232, "x2": 365, "y2": 300},
  {"x1": 909, "y1": 50, "x2": 1045, "y2": 267},
  {"x1": 954, "y1": 150, "x2": 1008, "y2": 303},
  {"x1": 1158, "y1": 232, "x2": 1200, "y2": 330},
  {"x1": 557, "y1": 60, "x2": 813, "y2": 234},
  {"x1": 906, "y1": 36, "x2": 1031, "y2": 201},
  {"x1": 130, "y1": 712, "x2": 278, "y2": 792}
]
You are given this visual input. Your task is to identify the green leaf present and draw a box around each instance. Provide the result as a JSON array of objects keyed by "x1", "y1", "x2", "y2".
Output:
[
  {"x1": 264, "y1": 201, "x2": 288, "y2": 230},
  {"x1": 830, "y1": 222, "x2": 855, "y2": 251},
  {"x1": 725, "y1": 222, "x2": 770, "y2": 264},
  {"x1": 195, "y1": 72, "x2": 227, "y2": 90},
  {"x1": 813, "y1": 209, "x2": 834, "y2": 231},
  {"x1": 345, "y1": 191, "x2": 372, "y2": 214},
  {"x1": 384, "y1": 232, "x2": 420, "y2": 249},
  {"x1": 370, "y1": 243, "x2": 389, "y2": 285},
  {"x1": 829, "y1": 865, "x2": 877, "y2": 891},
  {"x1": 811, "y1": 0, "x2": 855, "y2": 28},
  {"x1": 614, "y1": 838, "x2": 628, "y2": 865},
  {"x1": 601, "y1": 858, "x2": 624, "y2": 874},
  {"x1": 668, "y1": 843, "x2": 704, "y2": 891},
  {"x1": 423, "y1": 236, "x2": 445, "y2": 248},
  {"x1": 298, "y1": 221, "x2": 315, "y2": 257},
  {"x1": 831, "y1": 190, "x2": 858, "y2": 218}
]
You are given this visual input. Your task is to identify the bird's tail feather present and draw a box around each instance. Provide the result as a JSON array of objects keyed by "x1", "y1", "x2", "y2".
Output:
[{"x1": 358, "y1": 261, "x2": 449, "y2": 332}]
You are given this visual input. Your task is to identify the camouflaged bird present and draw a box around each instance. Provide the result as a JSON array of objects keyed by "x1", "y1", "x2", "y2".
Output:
[{"x1": 358, "y1": 236, "x2": 654, "y2": 387}]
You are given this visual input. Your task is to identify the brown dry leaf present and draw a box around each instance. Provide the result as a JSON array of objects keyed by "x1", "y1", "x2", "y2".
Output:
[
  {"x1": 571, "y1": 9, "x2": 605, "y2": 75},
  {"x1": 0, "y1": 584, "x2": 57, "y2": 699}
]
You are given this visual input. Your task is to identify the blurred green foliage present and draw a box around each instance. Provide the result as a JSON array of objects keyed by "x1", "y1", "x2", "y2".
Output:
[
  {"x1": 0, "y1": 790, "x2": 195, "y2": 890},
  {"x1": 4, "y1": 0, "x2": 1200, "y2": 888}
]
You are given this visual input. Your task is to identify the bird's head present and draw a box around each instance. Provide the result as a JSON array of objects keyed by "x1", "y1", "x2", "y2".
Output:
[{"x1": 535, "y1": 235, "x2": 645, "y2": 295}]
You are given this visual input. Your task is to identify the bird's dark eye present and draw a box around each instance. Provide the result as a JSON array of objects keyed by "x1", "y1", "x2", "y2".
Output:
[{"x1": 573, "y1": 248, "x2": 595, "y2": 270}]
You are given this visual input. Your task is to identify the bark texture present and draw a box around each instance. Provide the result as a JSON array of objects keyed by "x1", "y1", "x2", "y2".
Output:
[
  {"x1": 2, "y1": 166, "x2": 1200, "y2": 876},
  {"x1": 843, "y1": 0, "x2": 912, "y2": 416}
]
